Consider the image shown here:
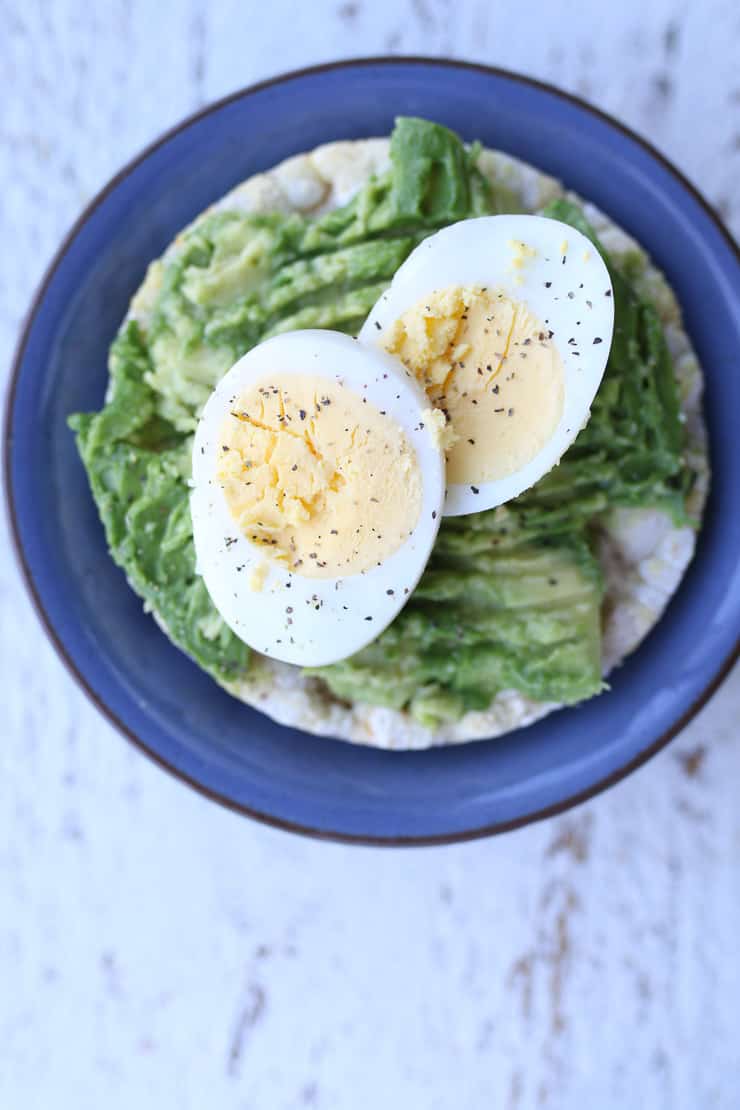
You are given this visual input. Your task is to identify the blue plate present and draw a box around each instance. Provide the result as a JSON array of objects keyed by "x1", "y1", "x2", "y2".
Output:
[{"x1": 5, "y1": 60, "x2": 740, "y2": 843}]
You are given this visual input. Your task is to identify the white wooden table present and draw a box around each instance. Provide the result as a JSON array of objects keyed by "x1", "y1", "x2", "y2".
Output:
[{"x1": 2, "y1": 2, "x2": 739, "y2": 1106}]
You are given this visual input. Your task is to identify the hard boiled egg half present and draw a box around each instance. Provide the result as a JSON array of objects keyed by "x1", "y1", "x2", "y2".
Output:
[
  {"x1": 359, "y1": 215, "x2": 614, "y2": 516},
  {"x1": 191, "y1": 330, "x2": 445, "y2": 667}
]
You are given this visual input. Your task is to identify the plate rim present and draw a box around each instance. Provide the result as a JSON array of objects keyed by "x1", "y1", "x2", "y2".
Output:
[{"x1": 4, "y1": 55, "x2": 739, "y2": 847}]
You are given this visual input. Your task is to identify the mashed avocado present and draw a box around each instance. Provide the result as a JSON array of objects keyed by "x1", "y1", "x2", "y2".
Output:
[{"x1": 70, "y1": 118, "x2": 693, "y2": 726}]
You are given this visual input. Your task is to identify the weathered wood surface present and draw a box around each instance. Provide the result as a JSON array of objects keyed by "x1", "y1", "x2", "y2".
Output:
[{"x1": 1, "y1": 2, "x2": 739, "y2": 1106}]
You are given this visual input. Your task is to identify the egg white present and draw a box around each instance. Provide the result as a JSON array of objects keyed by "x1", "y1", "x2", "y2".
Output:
[
  {"x1": 359, "y1": 215, "x2": 614, "y2": 516},
  {"x1": 190, "y1": 330, "x2": 445, "y2": 667}
]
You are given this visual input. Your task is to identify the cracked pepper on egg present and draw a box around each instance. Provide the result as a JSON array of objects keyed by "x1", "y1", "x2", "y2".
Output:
[
  {"x1": 383, "y1": 285, "x2": 565, "y2": 485},
  {"x1": 217, "y1": 375, "x2": 421, "y2": 577}
]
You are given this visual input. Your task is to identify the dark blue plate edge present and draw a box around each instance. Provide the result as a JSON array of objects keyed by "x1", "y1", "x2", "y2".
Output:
[{"x1": 4, "y1": 56, "x2": 739, "y2": 848}]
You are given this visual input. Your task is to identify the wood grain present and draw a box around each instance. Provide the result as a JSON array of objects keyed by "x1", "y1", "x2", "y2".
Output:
[{"x1": 1, "y1": 2, "x2": 739, "y2": 1106}]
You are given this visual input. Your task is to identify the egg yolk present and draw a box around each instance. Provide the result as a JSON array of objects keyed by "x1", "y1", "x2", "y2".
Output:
[
  {"x1": 383, "y1": 285, "x2": 565, "y2": 485},
  {"x1": 217, "y1": 374, "x2": 422, "y2": 578}
]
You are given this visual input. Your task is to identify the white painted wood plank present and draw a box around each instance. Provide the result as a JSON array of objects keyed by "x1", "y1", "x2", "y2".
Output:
[{"x1": 1, "y1": 2, "x2": 739, "y2": 1107}]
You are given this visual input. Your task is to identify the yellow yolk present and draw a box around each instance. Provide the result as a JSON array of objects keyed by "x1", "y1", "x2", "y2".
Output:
[
  {"x1": 508, "y1": 238, "x2": 538, "y2": 284},
  {"x1": 422, "y1": 407, "x2": 459, "y2": 452},
  {"x1": 217, "y1": 374, "x2": 422, "y2": 578},
  {"x1": 508, "y1": 238, "x2": 538, "y2": 269},
  {"x1": 383, "y1": 285, "x2": 565, "y2": 485},
  {"x1": 248, "y1": 562, "x2": 268, "y2": 592}
]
